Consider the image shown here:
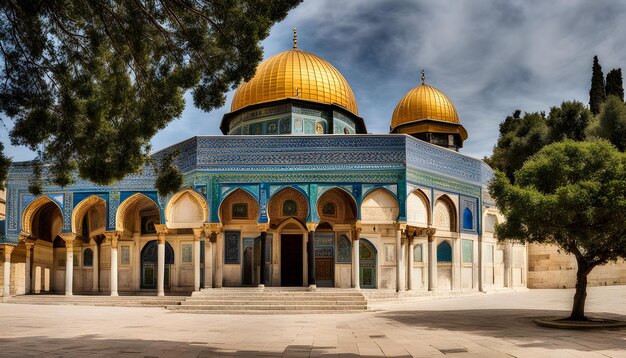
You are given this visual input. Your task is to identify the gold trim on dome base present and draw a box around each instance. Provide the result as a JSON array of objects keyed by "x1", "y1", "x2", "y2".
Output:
[
  {"x1": 393, "y1": 119, "x2": 468, "y2": 141},
  {"x1": 231, "y1": 49, "x2": 358, "y2": 115}
]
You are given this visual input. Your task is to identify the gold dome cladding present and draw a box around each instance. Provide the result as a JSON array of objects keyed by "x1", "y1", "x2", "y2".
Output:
[
  {"x1": 391, "y1": 83, "x2": 460, "y2": 130},
  {"x1": 231, "y1": 49, "x2": 358, "y2": 114}
]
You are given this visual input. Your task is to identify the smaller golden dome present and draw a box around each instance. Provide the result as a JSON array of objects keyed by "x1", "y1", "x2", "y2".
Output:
[{"x1": 391, "y1": 83, "x2": 460, "y2": 130}]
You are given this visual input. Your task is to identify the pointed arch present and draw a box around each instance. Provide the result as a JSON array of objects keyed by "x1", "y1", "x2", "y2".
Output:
[
  {"x1": 116, "y1": 193, "x2": 160, "y2": 232},
  {"x1": 462, "y1": 207, "x2": 473, "y2": 230},
  {"x1": 22, "y1": 196, "x2": 63, "y2": 236},
  {"x1": 360, "y1": 188, "x2": 399, "y2": 224},
  {"x1": 437, "y1": 240, "x2": 452, "y2": 262},
  {"x1": 407, "y1": 189, "x2": 430, "y2": 227},
  {"x1": 165, "y1": 189, "x2": 208, "y2": 228},
  {"x1": 218, "y1": 188, "x2": 260, "y2": 223},
  {"x1": 268, "y1": 187, "x2": 309, "y2": 226},
  {"x1": 434, "y1": 195, "x2": 457, "y2": 232},
  {"x1": 316, "y1": 187, "x2": 357, "y2": 224},
  {"x1": 275, "y1": 217, "x2": 308, "y2": 232},
  {"x1": 359, "y1": 238, "x2": 377, "y2": 288},
  {"x1": 72, "y1": 195, "x2": 107, "y2": 235}
]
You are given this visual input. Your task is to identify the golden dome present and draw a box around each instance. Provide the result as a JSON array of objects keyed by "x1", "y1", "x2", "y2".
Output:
[
  {"x1": 231, "y1": 49, "x2": 358, "y2": 114},
  {"x1": 391, "y1": 83, "x2": 460, "y2": 129}
]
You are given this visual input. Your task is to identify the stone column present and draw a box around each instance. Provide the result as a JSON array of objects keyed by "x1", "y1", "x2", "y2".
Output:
[
  {"x1": 215, "y1": 232, "x2": 223, "y2": 288},
  {"x1": 258, "y1": 223, "x2": 269, "y2": 287},
  {"x1": 206, "y1": 223, "x2": 223, "y2": 288},
  {"x1": 505, "y1": 241, "x2": 513, "y2": 288},
  {"x1": 106, "y1": 231, "x2": 120, "y2": 296},
  {"x1": 306, "y1": 222, "x2": 319, "y2": 289},
  {"x1": 478, "y1": 235, "x2": 484, "y2": 292},
  {"x1": 352, "y1": 222, "x2": 362, "y2": 289},
  {"x1": 407, "y1": 235, "x2": 415, "y2": 291},
  {"x1": 426, "y1": 228, "x2": 437, "y2": 291},
  {"x1": 472, "y1": 238, "x2": 479, "y2": 290},
  {"x1": 2, "y1": 245, "x2": 14, "y2": 297},
  {"x1": 155, "y1": 224, "x2": 167, "y2": 296},
  {"x1": 192, "y1": 228, "x2": 203, "y2": 292},
  {"x1": 453, "y1": 236, "x2": 461, "y2": 290},
  {"x1": 92, "y1": 239, "x2": 99, "y2": 292},
  {"x1": 395, "y1": 222, "x2": 405, "y2": 292},
  {"x1": 24, "y1": 240, "x2": 34, "y2": 295},
  {"x1": 60, "y1": 233, "x2": 75, "y2": 296},
  {"x1": 203, "y1": 225, "x2": 213, "y2": 288}
]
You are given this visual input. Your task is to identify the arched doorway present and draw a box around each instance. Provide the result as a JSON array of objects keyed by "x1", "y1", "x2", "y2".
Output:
[
  {"x1": 140, "y1": 240, "x2": 174, "y2": 289},
  {"x1": 268, "y1": 187, "x2": 309, "y2": 287},
  {"x1": 314, "y1": 222, "x2": 335, "y2": 287},
  {"x1": 359, "y1": 239, "x2": 377, "y2": 288}
]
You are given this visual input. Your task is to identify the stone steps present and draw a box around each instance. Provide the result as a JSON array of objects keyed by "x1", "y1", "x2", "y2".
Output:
[
  {"x1": 169, "y1": 288, "x2": 368, "y2": 314},
  {"x1": 181, "y1": 300, "x2": 365, "y2": 305},
  {"x1": 168, "y1": 304, "x2": 367, "y2": 311},
  {"x1": 6, "y1": 295, "x2": 186, "y2": 307}
]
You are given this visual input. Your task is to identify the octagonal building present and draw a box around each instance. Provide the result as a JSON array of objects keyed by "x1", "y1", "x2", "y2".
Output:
[{"x1": 0, "y1": 33, "x2": 526, "y2": 300}]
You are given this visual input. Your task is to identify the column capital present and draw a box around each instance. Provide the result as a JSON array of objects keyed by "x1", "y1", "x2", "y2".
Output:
[
  {"x1": 23, "y1": 237, "x2": 37, "y2": 247},
  {"x1": 306, "y1": 222, "x2": 319, "y2": 232},
  {"x1": 104, "y1": 230, "x2": 122, "y2": 247},
  {"x1": 203, "y1": 223, "x2": 223, "y2": 235},
  {"x1": 18, "y1": 231, "x2": 30, "y2": 242},
  {"x1": 154, "y1": 224, "x2": 168, "y2": 235},
  {"x1": 154, "y1": 224, "x2": 168, "y2": 244},
  {"x1": 353, "y1": 221, "x2": 362, "y2": 241},
  {"x1": 425, "y1": 227, "x2": 437, "y2": 241},
  {"x1": 394, "y1": 221, "x2": 407, "y2": 231},
  {"x1": 257, "y1": 223, "x2": 270, "y2": 233},
  {"x1": 59, "y1": 233, "x2": 76, "y2": 247},
  {"x1": 1, "y1": 244, "x2": 14, "y2": 258},
  {"x1": 192, "y1": 228, "x2": 204, "y2": 241}
]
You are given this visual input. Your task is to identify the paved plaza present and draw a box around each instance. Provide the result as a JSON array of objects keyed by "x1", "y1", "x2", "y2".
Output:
[{"x1": 0, "y1": 286, "x2": 625, "y2": 358}]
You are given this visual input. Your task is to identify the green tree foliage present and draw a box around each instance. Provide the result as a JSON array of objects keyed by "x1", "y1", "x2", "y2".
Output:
[
  {"x1": 546, "y1": 100, "x2": 591, "y2": 142},
  {"x1": 489, "y1": 140, "x2": 626, "y2": 320},
  {"x1": 484, "y1": 110, "x2": 548, "y2": 181},
  {"x1": 590, "y1": 95, "x2": 626, "y2": 151},
  {"x1": 605, "y1": 68, "x2": 624, "y2": 102},
  {"x1": 154, "y1": 149, "x2": 183, "y2": 197},
  {"x1": 0, "y1": 0, "x2": 301, "y2": 194},
  {"x1": 589, "y1": 56, "x2": 606, "y2": 115},
  {"x1": 0, "y1": 143, "x2": 11, "y2": 190}
]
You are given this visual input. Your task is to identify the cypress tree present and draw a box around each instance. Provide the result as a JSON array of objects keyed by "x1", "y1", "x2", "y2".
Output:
[
  {"x1": 590, "y1": 56, "x2": 606, "y2": 115},
  {"x1": 606, "y1": 68, "x2": 625, "y2": 102}
]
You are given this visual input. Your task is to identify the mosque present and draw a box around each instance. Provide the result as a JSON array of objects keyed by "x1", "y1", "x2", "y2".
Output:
[{"x1": 0, "y1": 31, "x2": 529, "y2": 299}]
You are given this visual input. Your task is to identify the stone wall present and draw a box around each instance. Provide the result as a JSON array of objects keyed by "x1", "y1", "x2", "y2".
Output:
[{"x1": 528, "y1": 243, "x2": 626, "y2": 288}]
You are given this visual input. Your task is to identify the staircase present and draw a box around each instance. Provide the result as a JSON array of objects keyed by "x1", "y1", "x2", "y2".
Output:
[
  {"x1": 167, "y1": 287, "x2": 368, "y2": 314},
  {"x1": 5, "y1": 294, "x2": 186, "y2": 308}
]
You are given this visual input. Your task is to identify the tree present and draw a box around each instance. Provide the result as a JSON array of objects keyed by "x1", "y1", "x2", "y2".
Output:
[
  {"x1": 590, "y1": 95, "x2": 626, "y2": 151},
  {"x1": 0, "y1": 0, "x2": 301, "y2": 193},
  {"x1": 605, "y1": 68, "x2": 624, "y2": 102},
  {"x1": 589, "y1": 56, "x2": 606, "y2": 115},
  {"x1": 484, "y1": 110, "x2": 548, "y2": 181},
  {"x1": 546, "y1": 100, "x2": 591, "y2": 142},
  {"x1": 489, "y1": 140, "x2": 626, "y2": 321}
]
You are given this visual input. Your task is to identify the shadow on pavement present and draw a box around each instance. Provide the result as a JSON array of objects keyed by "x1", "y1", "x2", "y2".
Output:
[
  {"x1": 377, "y1": 308, "x2": 626, "y2": 351},
  {"x1": 0, "y1": 335, "x2": 353, "y2": 358}
]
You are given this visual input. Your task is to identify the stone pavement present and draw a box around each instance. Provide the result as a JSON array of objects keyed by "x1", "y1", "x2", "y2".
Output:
[{"x1": 0, "y1": 286, "x2": 625, "y2": 357}]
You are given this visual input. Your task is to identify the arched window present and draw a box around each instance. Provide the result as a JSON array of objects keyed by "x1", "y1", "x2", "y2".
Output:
[
  {"x1": 434, "y1": 196, "x2": 456, "y2": 231},
  {"x1": 463, "y1": 208, "x2": 473, "y2": 230},
  {"x1": 437, "y1": 241, "x2": 452, "y2": 262},
  {"x1": 83, "y1": 248, "x2": 93, "y2": 267},
  {"x1": 337, "y1": 235, "x2": 352, "y2": 263},
  {"x1": 282, "y1": 199, "x2": 297, "y2": 216}
]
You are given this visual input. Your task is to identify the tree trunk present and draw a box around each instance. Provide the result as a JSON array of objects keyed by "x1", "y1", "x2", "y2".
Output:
[{"x1": 569, "y1": 261, "x2": 589, "y2": 321}]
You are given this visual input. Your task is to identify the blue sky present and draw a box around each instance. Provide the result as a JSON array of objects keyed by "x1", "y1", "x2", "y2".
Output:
[{"x1": 3, "y1": 0, "x2": 626, "y2": 161}]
